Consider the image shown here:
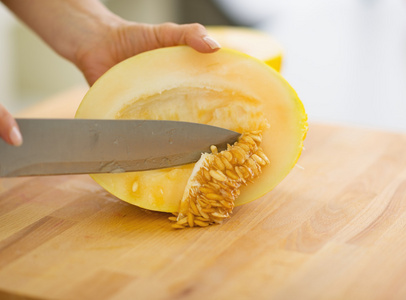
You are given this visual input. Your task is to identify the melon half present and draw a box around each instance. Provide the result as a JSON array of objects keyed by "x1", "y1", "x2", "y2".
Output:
[
  {"x1": 207, "y1": 26, "x2": 284, "y2": 71},
  {"x1": 75, "y1": 46, "x2": 307, "y2": 213}
]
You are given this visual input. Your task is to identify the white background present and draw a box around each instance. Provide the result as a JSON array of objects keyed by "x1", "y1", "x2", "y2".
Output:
[{"x1": 218, "y1": 0, "x2": 406, "y2": 132}]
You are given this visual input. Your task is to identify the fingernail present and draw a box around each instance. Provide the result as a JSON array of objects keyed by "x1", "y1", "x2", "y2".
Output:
[
  {"x1": 9, "y1": 126, "x2": 23, "y2": 146},
  {"x1": 203, "y1": 36, "x2": 221, "y2": 49}
]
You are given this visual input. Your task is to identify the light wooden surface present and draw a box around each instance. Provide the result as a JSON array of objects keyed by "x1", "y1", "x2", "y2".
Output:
[{"x1": 1, "y1": 87, "x2": 406, "y2": 300}]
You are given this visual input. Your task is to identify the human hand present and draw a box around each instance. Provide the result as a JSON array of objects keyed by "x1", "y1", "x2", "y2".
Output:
[
  {"x1": 0, "y1": 22, "x2": 220, "y2": 146},
  {"x1": 0, "y1": 104, "x2": 22, "y2": 146},
  {"x1": 73, "y1": 22, "x2": 221, "y2": 85},
  {"x1": 0, "y1": 0, "x2": 221, "y2": 146},
  {"x1": 1, "y1": 0, "x2": 221, "y2": 86}
]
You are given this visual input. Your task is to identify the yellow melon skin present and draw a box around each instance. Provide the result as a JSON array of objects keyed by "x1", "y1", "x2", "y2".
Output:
[
  {"x1": 207, "y1": 26, "x2": 283, "y2": 71},
  {"x1": 75, "y1": 46, "x2": 307, "y2": 213}
]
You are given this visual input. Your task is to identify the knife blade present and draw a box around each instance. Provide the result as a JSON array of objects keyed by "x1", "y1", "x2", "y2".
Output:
[{"x1": 0, "y1": 118, "x2": 240, "y2": 177}]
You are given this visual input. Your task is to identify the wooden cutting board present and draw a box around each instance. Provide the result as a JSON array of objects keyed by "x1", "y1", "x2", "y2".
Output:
[{"x1": 1, "y1": 87, "x2": 406, "y2": 300}]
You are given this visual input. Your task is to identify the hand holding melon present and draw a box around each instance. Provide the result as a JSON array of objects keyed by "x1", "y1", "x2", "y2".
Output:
[{"x1": 76, "y1": 45, "x2": 307, "y2": 228}]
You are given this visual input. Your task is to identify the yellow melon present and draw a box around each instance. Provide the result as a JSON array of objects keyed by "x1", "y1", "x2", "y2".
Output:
[
  {"x1": 207, "y1": 26, "x2": 283, "y2": 71},
  {"x1": 75, "y1": 46, "x2": 307, "y2": 217}
]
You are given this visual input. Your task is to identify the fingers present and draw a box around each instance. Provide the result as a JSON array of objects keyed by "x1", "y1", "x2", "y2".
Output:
[
  {"x1": 0, "y1": 103, "x2": 23, "y2": 146},
  {"x1": 75, "y1": 22, "x2": 222, "y2": 86},
  {"x1": 153, "y1": 23, "x2": 221, "y2": 53}
]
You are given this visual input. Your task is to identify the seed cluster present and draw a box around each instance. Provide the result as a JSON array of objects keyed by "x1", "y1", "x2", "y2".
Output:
[{"x1": 170, "y1": 131, "x2": 270, "y2": 229}]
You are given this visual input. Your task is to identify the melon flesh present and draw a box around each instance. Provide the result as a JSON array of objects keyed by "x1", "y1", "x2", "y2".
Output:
[{"x1": 75, "y1": 46, "x2": 307, "y2": 213}]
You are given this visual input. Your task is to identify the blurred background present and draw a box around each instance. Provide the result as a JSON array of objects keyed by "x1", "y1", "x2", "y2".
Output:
[{"x1": 1, "y1": 0, "x2": 406, "y2": 132}]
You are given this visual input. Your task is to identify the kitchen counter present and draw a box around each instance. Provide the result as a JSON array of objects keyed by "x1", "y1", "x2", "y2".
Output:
[{"x1": 1, "y1": 87, "x2": 406, "y2": 299}]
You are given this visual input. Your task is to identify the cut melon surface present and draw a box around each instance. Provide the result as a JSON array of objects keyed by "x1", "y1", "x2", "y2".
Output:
[
  {"x1": 75, "y1": 46, "x2": 307, "y2": 215},
  {"x1": 207, "y1": 26, "x2": 284, "y2": 71},
  {"x1": 172, "y1": 131, "x2": 270, "y2": 228}
]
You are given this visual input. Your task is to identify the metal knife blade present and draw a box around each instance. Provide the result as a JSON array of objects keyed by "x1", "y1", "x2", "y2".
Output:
[{"x1": 0, "y1": 118, "x2": 240, "y2": 177}]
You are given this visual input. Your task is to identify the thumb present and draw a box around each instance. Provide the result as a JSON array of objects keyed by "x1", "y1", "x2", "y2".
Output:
[
  {"x1": 0, "y1": 103, "x2": 23, "y2": 146},
  {"x1": 152, "y1": 23, "x2": 221, "y2": 53}
]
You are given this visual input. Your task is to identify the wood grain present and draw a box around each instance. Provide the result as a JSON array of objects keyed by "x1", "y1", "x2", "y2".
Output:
[{"x1": 1, "y1": 87, "x2": 406, "y2": 299}]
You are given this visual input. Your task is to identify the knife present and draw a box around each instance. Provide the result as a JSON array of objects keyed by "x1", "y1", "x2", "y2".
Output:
[{"x1": 0, "y1": 118, "x2": 240, "y2": 177}]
